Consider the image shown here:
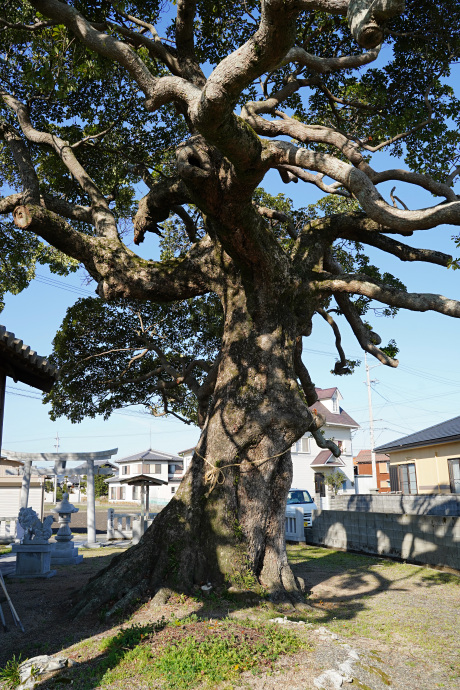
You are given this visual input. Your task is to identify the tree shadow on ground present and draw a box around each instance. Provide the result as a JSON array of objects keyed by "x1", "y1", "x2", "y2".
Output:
[{"x1": 286, "y1": 545, "x2": 444, "y2": 627}]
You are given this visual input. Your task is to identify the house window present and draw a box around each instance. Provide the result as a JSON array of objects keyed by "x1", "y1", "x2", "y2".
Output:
[
  {"x1": 171, "y1": 486, "x2": 176, "y2": 494},
  {"x1": 122, "y1": 465, "x2": 130, "y2": 475},
  {"x1": 295, "y1": 437, "x2": 309, "y2": 453},
  {"x1": 121, "y1": 486, "x2": 126, "y2": 500},
  {"x1": 448, "y1": 458, "x2": 460, "y2": 494},
  {"x1": 398, "y1": 463, "x2": 417, "y2": 494},
  {"x1": 153, "y1": 463, "x2": 161, "y2": 474},
  {"x1": 169, "y1": 464, "x2": 176, "y2": 474},
  {"x1": 332, "y1": 395, "x2": 339, "y2": 413},
  {"x1": 110, "y1": 487, "x2": 116, "y2": 500},
  {"x1": 132, "y1": 486, "x2": 140, "y2": 500}
]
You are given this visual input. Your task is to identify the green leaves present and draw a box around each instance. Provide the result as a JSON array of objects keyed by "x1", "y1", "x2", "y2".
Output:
[
  {"x1": 0, "y1": 220, "x2": 78, "y2": 311},
  {"x1": 45, "y1": 294, "x2": 223, "y2": 424}
]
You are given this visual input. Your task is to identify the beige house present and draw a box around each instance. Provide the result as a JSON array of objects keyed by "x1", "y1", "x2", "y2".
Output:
[{"x1": 375, "y1": 416, "x2": 460, "y2": 495}]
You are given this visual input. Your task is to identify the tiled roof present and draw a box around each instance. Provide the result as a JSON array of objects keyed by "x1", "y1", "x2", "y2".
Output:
[
  {"x1": 354, "y1": 449, "x2": 390, "y2": 464},
  {"x1": 316, "y1": 387, "x2": 338, "y2": 400},
  {"x1": 310, "y1": 450, "x2": 345, "y2": 467},
  {"x1": 308, "y1": 400, "x2": 359, "y2": 428},
  {"x1": 375, "y1": 415, "x2": 460, "y2": 452},
  {"x1": 0, "y1": 325, "x2": 58, "y2": 392},
  {"x1": 116, "y1": 448, "x2": 182, "y2": 464}
]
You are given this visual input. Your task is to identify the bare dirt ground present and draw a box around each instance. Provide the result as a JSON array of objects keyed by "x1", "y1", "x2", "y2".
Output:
[{"x1": 0, "y1": 544, "x2": 458, "y2": 689}]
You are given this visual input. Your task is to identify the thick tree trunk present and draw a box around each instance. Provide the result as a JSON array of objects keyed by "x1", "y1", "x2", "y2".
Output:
[{"x1": 73, "y1": 277, "x2": 312, "y2": 618}]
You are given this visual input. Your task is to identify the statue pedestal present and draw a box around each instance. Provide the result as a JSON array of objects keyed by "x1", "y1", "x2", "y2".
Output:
[
  {"x1": 9, "y1": 544, "x2": 56, "y2": 579},
  {"x1": 51, "y1": 541, "x2": 83, "y2": 566}
]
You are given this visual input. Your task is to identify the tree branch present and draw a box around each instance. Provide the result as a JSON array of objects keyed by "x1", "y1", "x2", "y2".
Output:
[
  {"x1": 265, "y1": 140, "x2": 460, "y2": 232},
  {"x1": 294, "y1": 336, "x2": 318, "y2": 406},
  {"x1": 283, "y1": 43, "x2": 381, "y2": 73},
  {"x1": 317, "y1": 307, "x2": 354, "y2": 373},
  {"x1": 313, "y1": 271, "x2": 460, "y2": 319},
  {"x1": 133, "y1": 176, "x2": 192, "y2": 245}
]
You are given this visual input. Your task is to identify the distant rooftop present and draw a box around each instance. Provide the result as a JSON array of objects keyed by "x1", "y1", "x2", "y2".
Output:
[
  {"x1": 308, "y1": 400, "x2": 359, "y2": 428},
  {"x1": 315, "y1": 387, "x2": 339, "y2": 400},
  {"x1": 354, "y1": 449, "x2": 390, "y2": 464},
  {"x1": 116, "y1": 448, "x2": 183, "y2": 464},
  {"x1": 375, "y1": 415, "x2": 460, "y2": 453},
  {"x1": 0, "y1": 325, "x2": 58, "y2": 392}
]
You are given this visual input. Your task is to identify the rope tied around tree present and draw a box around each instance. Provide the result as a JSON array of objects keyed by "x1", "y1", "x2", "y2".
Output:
[{"x1": 195, "y1": 448, "x2": 290, "y2": 494}]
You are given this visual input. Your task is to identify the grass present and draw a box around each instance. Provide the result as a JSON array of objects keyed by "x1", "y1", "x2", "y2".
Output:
[
  {"x1": 59, "y1": 616, "x2": 308, "y2": 690},
  {"x1": 0, "y1": 655, "x2": 22, "y2": 689},
  {"x1": 0, "y1": 546, "x2": 11, "y2": 556},
  {"x1": 286, "y1": 543, "x2": 460, "y2": 679}
]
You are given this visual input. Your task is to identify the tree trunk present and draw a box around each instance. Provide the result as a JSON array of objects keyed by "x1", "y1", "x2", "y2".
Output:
[{"x1": 73, "y1": 277, "x2": 312, "y2": 618}]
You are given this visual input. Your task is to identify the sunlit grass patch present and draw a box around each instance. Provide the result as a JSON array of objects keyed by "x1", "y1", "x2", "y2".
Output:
[{"x1": 97, "y1": 617, "x2": 308, "y2": 689}]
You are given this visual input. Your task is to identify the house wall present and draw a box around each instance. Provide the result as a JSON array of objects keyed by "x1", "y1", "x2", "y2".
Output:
[
  {"x1": 388, "y1": 440, "x2": 460, "y2": 494},
  {"x1": 0, "y1": 480, "x2": 44, "y2": 518},
  {"x1": 291, "y1": 424, "x2": 355, "y2": 495}
]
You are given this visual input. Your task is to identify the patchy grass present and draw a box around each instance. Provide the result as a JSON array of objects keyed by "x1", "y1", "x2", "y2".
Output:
[
  {"x1": 0, "y1": 546, "x2": 11, "y2": 556},
  {"x1": 36, "y1": 616, "x2": 308, "y2": 690},
  {"x1": 287, "y1": 544, "x2": 460, "y2": 681}
]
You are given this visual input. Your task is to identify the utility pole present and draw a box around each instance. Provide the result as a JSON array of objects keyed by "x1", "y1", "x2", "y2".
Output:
[{"x1": 365, "y1": 353, "x2": 378, "y2": 490}]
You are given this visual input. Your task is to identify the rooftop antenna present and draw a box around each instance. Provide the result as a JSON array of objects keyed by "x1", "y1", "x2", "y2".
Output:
[{"x1": 54, "y1": 431, "x2": 60, "y2": 453}]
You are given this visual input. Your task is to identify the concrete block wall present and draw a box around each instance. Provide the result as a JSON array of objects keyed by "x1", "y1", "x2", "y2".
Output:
[
  {"x1": 306, "y1": 509, "x2": 460, "y2": 570},
  {"x1": 330, "y1": 493, "x2": 460, "y2": 516}
]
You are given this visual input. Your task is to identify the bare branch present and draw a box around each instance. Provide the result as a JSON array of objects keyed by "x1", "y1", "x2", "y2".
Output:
[
  {"x1": 313, "y1": 271, "x2": 460, "y2": 319},
  {"x1": 337, "y1": 221, "x2": 453, "y2": 266},
  {"x1": 175, "y1": 0, "x2": 206, "y2": 85},
  {"x1": 265, "y1": 140, "x2": 460, "y2": 232},
  {"x1": 294, "y1": 336, "x2": 318, "y2": 406},
  {"x1": 0, "y1": 120, "x2": 40, "y2": 205},
  {"x1": 317, "y1": 307, "x2": 353, "y2": 374},
  {"x1": 0, "y1": 17, "x2": 57, "y2": 31},
  {"x1": 284, "y1": 43, "x2": 381, "y2": 73},
  {"x1": 171, "y1": 205, "x2": 198, "y2": 242},
  {"x1": 254, "y1": 204, "x2": 297, "y2": 239},
  {"x1": 133, "y1": 176, "x2": 191, "y2": 245}
]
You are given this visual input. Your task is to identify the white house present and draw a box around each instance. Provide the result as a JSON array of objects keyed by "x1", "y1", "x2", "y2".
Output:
[
  {"x1": 107, "y1": 448, "x2": 184, "y2": 506},
  {"x1": 291, "y1": 387, "x2": 359, "y2": 499}
]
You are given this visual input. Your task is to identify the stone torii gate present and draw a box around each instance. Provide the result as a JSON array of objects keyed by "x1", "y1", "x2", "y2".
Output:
[{"x1": 4, "y1": 449, "x2": 118, "y2": 546}]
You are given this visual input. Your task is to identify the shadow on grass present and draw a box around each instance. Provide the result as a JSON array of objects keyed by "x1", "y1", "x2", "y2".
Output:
[{"x1": 286, "y1": 544, "x2": 436, "y2": 627}]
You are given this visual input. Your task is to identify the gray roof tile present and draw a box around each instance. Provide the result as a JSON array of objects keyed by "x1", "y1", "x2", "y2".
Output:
[{"x1": 374, "y1": 415, "x2": 460, "y2": 452}]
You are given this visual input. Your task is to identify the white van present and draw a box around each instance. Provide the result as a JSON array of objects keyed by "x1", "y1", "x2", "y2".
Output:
[{"x1": 287, "y1": 488, "x2": 318, "y2": 527}]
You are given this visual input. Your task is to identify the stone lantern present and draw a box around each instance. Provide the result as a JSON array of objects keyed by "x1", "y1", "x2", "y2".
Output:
[{"x1": 50, "y1": 493, "x2": 83, "y2": 565}]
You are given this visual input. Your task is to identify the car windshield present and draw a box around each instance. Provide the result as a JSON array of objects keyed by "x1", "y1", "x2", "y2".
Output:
[{"x1": 287, "y1": 490, "x2": 313, "y2": 504}]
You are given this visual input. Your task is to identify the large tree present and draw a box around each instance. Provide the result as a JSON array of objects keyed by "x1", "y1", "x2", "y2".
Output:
[{"x1": 1, "y1": 0, "x2": 460, "y2": 614}]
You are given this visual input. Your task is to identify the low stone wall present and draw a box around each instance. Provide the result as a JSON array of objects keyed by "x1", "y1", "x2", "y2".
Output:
[
  {"x1": 306, "y1": 509, "x2": 460, "y2": 570},
  {"x1": 330, "y1": 493, "x2": 460, "y2": 515}
]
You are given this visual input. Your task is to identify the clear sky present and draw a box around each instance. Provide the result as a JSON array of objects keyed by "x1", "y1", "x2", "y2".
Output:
[{"x1": 1, "y1": 34, "x2": 459, "y2": 470}]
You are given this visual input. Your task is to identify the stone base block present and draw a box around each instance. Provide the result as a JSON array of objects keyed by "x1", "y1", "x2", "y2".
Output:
[
  {"x1": 11, "y1": 543, "x2": 55, "y2": 578},
  {"x1": 51, "y1": 542, "x2": 83, "y2": 566}
]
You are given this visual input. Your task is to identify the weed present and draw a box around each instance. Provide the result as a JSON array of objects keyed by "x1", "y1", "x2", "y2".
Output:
[
  {"x1": 148, "y1": 621, "x2": 305, "y2": 689},
  {"x1": 0, "y1": 654, "x2": 22, "y2": 689}
]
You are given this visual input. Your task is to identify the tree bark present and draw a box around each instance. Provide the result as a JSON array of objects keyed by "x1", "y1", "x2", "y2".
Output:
[{"x1": 73, "y1": 274, "x2": 312, "y2": 617}]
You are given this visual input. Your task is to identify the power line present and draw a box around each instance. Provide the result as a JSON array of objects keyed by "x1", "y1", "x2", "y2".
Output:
[{"x1": 34, "y1": 273, "x2": 95, "y2": 297}]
